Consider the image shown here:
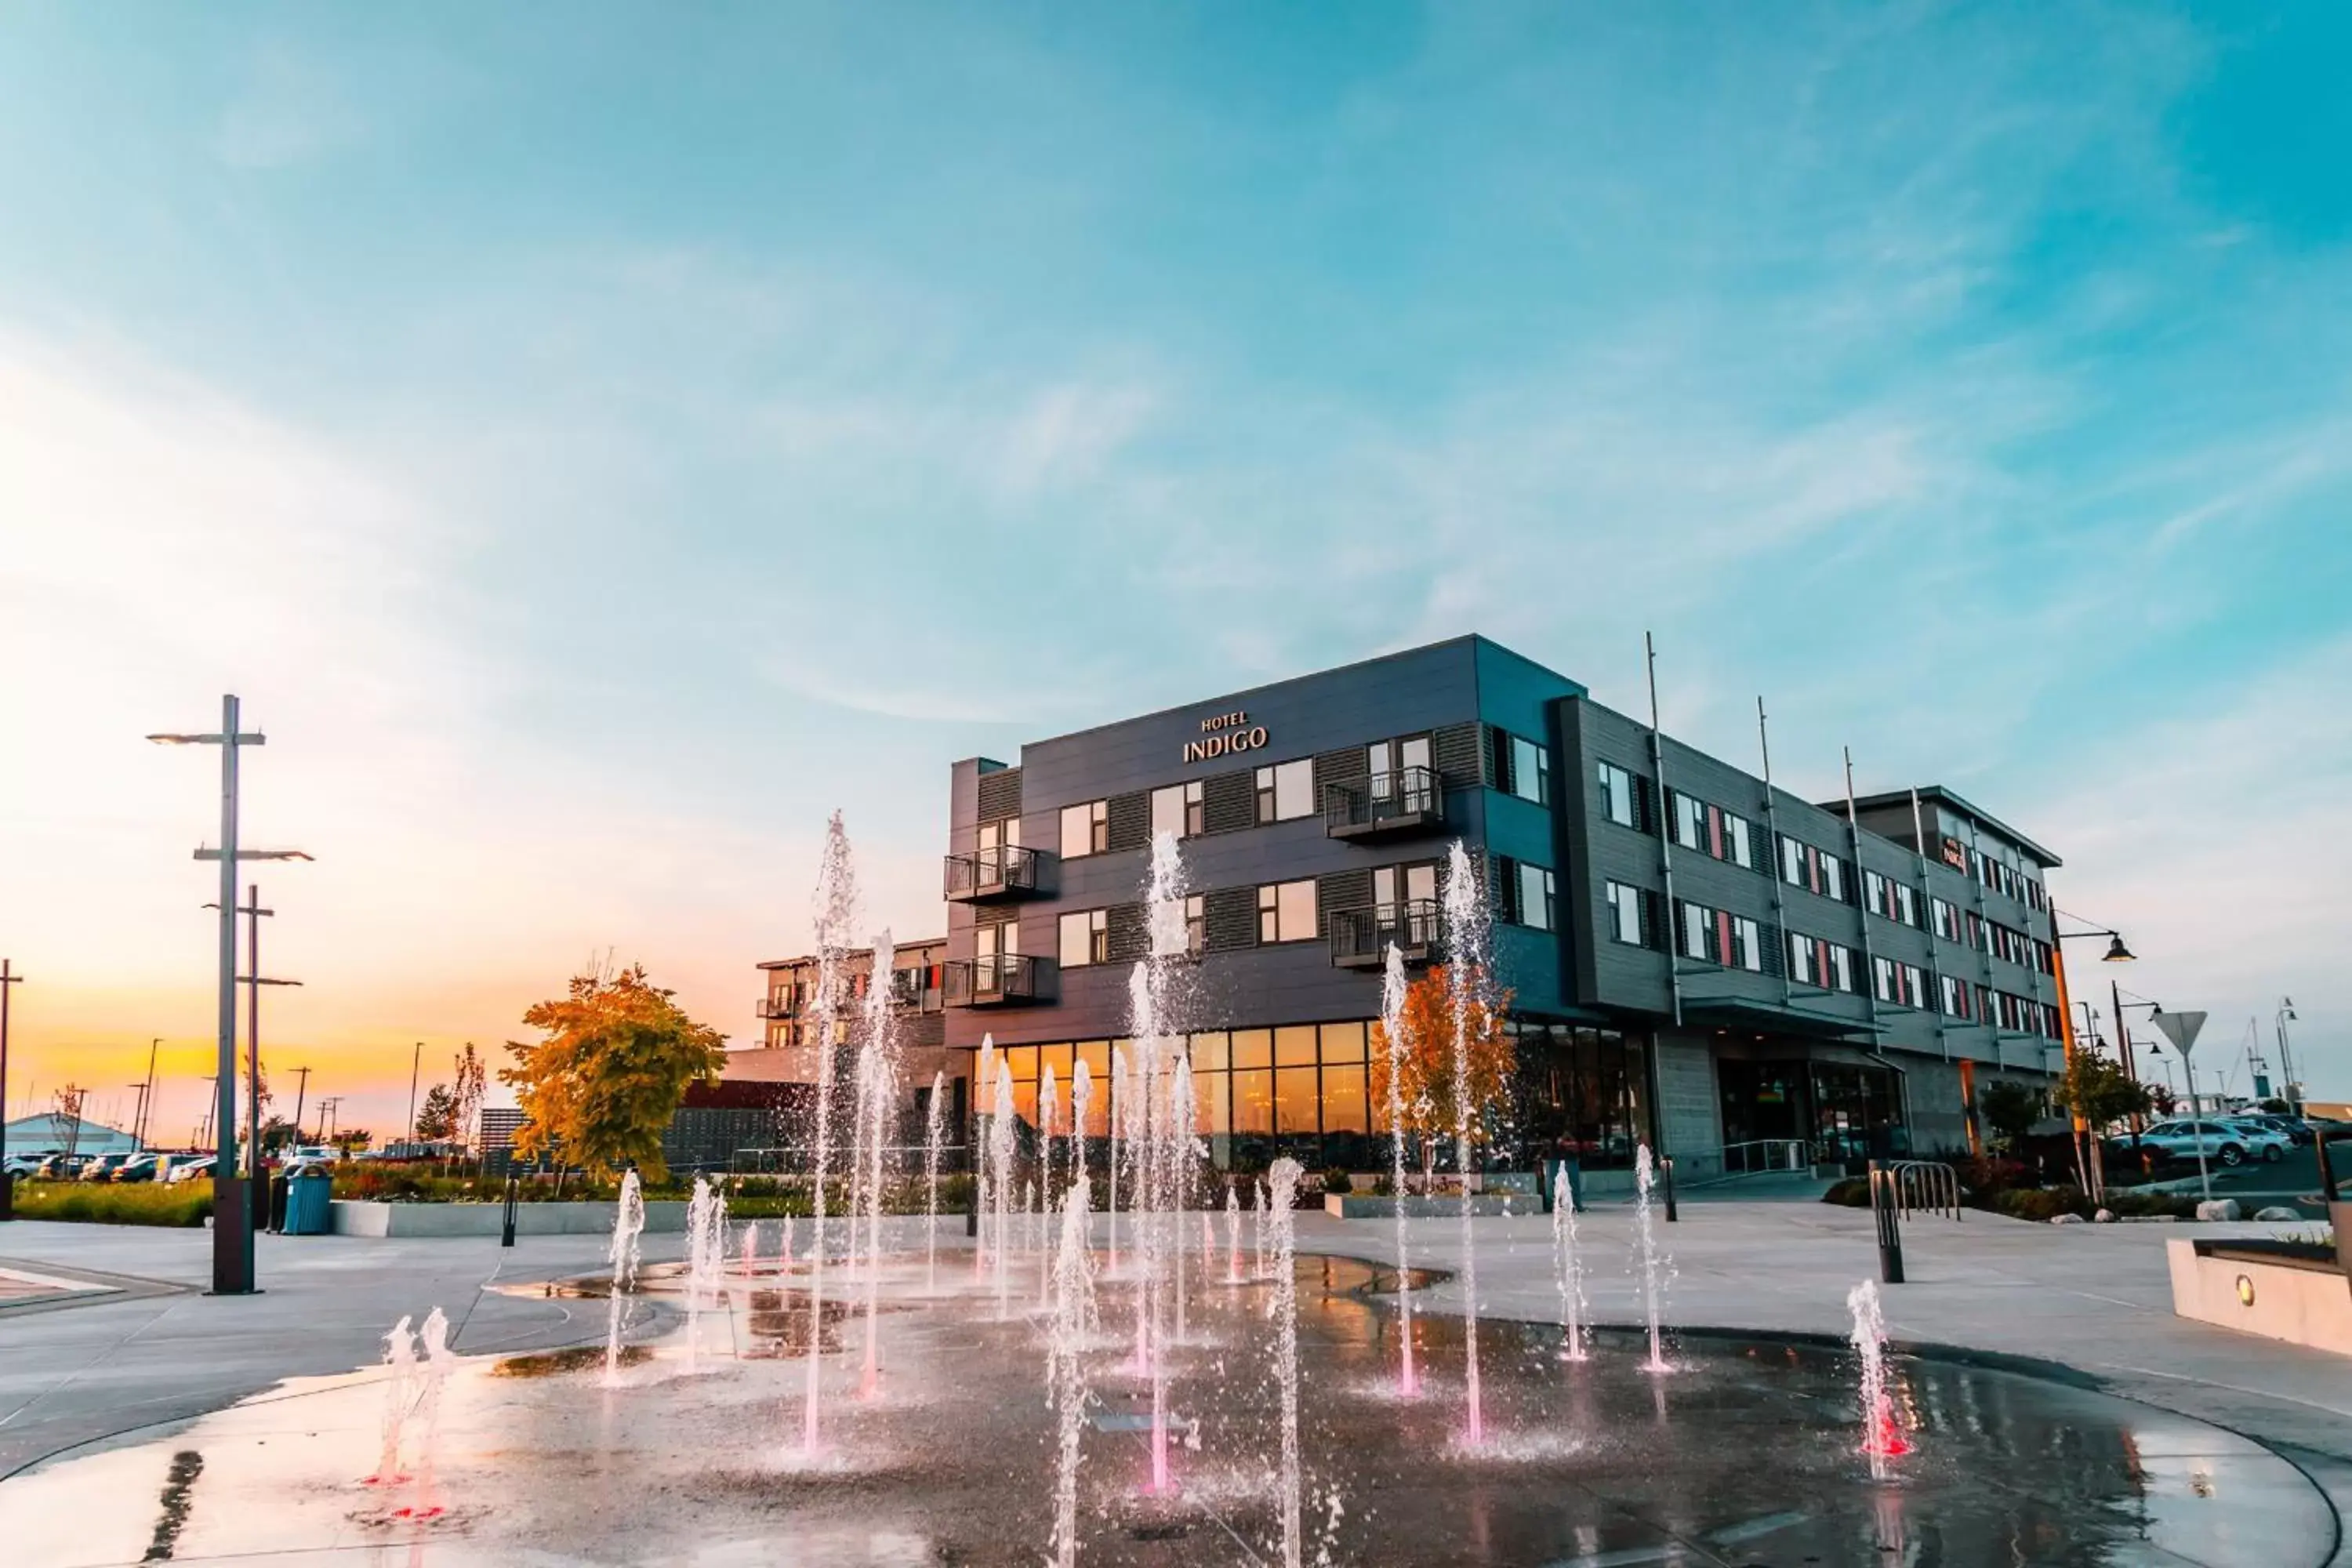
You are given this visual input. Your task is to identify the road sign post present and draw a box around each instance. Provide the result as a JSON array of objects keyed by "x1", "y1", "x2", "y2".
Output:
[{"x1": 2153, "y1": 1011, "x2": 2211, "y2": 1205}]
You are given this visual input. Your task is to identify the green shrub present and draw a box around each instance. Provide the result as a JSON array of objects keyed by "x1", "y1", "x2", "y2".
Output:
[
  {"x1": 1991, "y1": 1186, "x2": 2095, "y2": 1222},
  {"x1": 1322, "y1": 1167, "x2": 1353, "y2": 1196},
  {"x1": 12, "y1": 1181, "x2": 212, "y2": 1227},
  {"x1": 1821, "y1": 1178, "x2": 1871, "y2": 1207}
]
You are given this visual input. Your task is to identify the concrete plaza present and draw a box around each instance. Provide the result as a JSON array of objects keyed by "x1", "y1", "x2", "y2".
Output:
[{"x1": 2, "y1": 1193, "x2": 2350, "y2": 1556}]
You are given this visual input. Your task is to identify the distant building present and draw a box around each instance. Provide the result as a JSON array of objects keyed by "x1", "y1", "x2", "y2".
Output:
[
  {"x1": 3, "y1": 1112, "x2": 141, "y2": 1158},
  {"x1": 477, "y1": 1107, "x2": 525, "y2": 1153},
  {"x1": 734, "y1": 937, "x2": 961, "y2": 1148}
]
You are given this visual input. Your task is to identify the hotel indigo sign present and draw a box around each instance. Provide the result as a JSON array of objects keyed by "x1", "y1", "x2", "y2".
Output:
[{"x1": 1183, "y1": 710, "x2": 1268, "y2": 764}]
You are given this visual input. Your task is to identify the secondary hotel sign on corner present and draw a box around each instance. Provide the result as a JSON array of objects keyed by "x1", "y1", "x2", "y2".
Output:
[{"x1": 1182, "y1": 710, "x2": 1269, "y2": 764}]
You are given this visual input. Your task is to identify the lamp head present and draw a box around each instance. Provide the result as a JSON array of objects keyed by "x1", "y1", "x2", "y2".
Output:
[{"x1": 2101, "y1": 934, "x2": 2136, "y2": 963}]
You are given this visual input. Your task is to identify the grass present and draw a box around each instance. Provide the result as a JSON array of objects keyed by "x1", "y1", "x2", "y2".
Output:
[{"x1": 10, "y1": 1180, "x2": 212, "y2": 1227}]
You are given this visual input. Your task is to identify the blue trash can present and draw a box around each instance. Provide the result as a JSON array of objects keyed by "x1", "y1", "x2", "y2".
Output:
[{"x1": 285, "y1": 1167, "x2": 335, "y2": 1235}]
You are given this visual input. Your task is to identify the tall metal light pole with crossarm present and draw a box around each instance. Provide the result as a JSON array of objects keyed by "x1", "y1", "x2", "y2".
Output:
[
  {"x1": 0, "y1": 960, "x2": 22, "y2": 1221},
  {"x1": 148, "y1": 696, "x2": 310, "y2": 1295}
]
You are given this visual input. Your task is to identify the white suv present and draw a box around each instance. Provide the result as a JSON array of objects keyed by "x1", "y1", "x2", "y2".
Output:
[{"x1": 2132, "y1": 1118, "x2": 2290, "y2": 1167}]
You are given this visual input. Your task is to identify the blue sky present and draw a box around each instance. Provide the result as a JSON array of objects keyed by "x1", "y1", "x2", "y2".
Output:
[{"x1": 2, "y1": 2, "x2": 2348, "y2": 1131}]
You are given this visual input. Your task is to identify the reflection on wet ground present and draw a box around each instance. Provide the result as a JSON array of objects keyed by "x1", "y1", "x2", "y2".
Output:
[{"x1": 0, "y1": 1249, "x2": 2331, "y2": 1566}]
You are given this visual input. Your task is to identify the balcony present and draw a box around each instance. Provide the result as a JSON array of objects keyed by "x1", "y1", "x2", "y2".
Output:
[
  {"x1": 943, "y1": 844, "x2": 1044, "y2": 902},
  {"x1": 889, "y1": 965, "x2": 946, "y2": 1014},
  {"x1": 1328, "y1": 898, "x2": 1443, "y2": 971},
  {"x1": 943, "y1": 953, "x2": 1051, "y2": 1007},
  {"x1": 1323, "y1": 767, "x2": 1445, "y2": 842},
  {"x1": 756, "y1": 994, "x2": 798, "y2": 1021}
]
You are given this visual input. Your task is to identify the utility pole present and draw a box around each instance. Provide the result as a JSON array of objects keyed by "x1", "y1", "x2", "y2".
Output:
[
  {"x1": 2277, "y1": 999, "x2": 2303, "y2": 1111},
  {"x1": 318, "y1": 1097, "x2": 340, "y2": 1145},
  {"x1": 210, "y1": 885, "x2": 298, "y2": 1232},
  {"x1": 0, "y1": 960, "x2": 22, "y2": 1221},
  {"x1": 150, "y1": 695, "x2": 310, "y2": 1296},
  {"x1": 289, "y1": 1067, "x2": 312, "y2": 1144}
]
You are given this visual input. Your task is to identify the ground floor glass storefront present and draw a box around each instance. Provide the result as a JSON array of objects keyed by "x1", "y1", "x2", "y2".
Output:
[
  {"x1": 1510, "y1": 1022, "x2": 1652, "y2": 1171},
  {"x1": 988, "y1": 1022, "x2": 1376, "y2": 1173},
  {"x1": 989, "y1": 1018, "x2": 1653, "y2": 1175},
  {"x1": 1716, "y1": 1054, "x2": 1911, "y2": 1168}
]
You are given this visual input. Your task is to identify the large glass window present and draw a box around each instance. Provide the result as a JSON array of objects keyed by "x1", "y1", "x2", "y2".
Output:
[
  {"x1": 1255, "y1": 759, "x2": 1314, "y2": 822},
  {"x1": 1274, "y1": 1025, "x2": 1319, "y2": 1066},
  {"x1": 1508, "y1": 735, "x2": 1550, "y2": 805},
  {"x1": 1232, "y1": 1069, "x2": 1275, "y2": 1134},
  {"x1": 1061, "y1": 800, "x2": 1106, "y2": 858},
  {"x1": 1606, "y1": 880, "x2": 1643, "y2": 945},
  {"x1": 1258, "y1": 879, "x2": 1318, "y2": 942},
  {"x1": 1058, "y1": 909, "x2": 1107, "y2": 969},
  {"x1": 1274, "y1": 1068, "x2": 1319, "y2": 1133},
  {"x1": 1597, "y1": 761, "x2": 1636, "y2": 827},
  {"x1": 1673, "y1": 791, "x2": 1706, "y2": 851},
  {"x1": 1230, "y1": 1029, "x2": 1273, "y2": 1070},
  {"x1": 1516, "y1": 862, "x2": 1555, "y2": 931},
  {"x1": 1150, "y1": 781, "x2": 1204, "y2": 841}
]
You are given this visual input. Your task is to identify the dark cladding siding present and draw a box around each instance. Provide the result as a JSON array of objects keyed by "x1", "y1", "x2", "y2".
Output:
[
  {"x1": 1106, "y1": 791, "x2": 1149, "y2": 853},
  {"x1": 976, "y1": 766, "x2": 1022, "y2": 823},
  {"x1": 1203, "y1": 886, "x2": 1258, "y2": 953},
  {"x1": 1202, "y1": 770, "x2": 1256, "y2": 833}
]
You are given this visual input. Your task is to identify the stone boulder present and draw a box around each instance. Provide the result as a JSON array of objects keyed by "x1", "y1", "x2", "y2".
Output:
[
  {"x1": 2194, "y1": 1199, "x2": 2243, "y2": 1222},
  {"x1": 2093, "y1": 1208, "x2": 2116, "y2": 1223},
  {"x1": 2254, "y1": 1206, "x2": 2303, "y2": 1222},
  {"x1": 2050, "y1": 1212, "x2": 2085, "y2": 1225}
]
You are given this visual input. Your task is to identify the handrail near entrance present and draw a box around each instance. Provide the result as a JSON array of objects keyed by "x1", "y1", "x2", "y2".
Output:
[
  {"x1": 1719, "y1": 1138, "x2": 1813, "y2": 1175},
  {"x1": 1883, "y1": 1159, "x2": 1962, "y2": 1221}
]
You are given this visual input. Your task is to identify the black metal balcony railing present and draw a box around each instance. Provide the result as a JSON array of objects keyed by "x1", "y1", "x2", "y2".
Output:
[
  {"x1": 756, "y1": 995, "x2": 797, "y2": 1021},
  {"x1": 943, "y1": 844, "x2": 1044, "y2": 902},
  {"x1": 1323, "y1": 766, "x2": 1444, "y2": 841},
  {"x1": 889, "y1": 965, "x2": 946, "y2": 1014},
  {"x1": 1328, "y1": 898, "x2": 1443, "y2": 970},
  {"x1": 942, "y1": 953, "x2": 1051, "y2": 1007}
]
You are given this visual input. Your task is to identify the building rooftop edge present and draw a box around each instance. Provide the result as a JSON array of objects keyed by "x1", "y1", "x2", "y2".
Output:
[{"x1": 1842, "y1": 786, "x2": 2063, "y2": 869}]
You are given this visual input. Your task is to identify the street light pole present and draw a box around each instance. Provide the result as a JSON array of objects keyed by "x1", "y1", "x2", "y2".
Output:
[
  {"x1": 0, "y1": 960, "x2": 22, "y2": 1221},
  {"x1": 136, "y1": 1038, "x2": 161, "y2": 1148},
  {"x1": 406, "y1": 1042, "x2": 423, "y2": 1149},
  {"x1": 2277, "y1": 999, "x2": 2302, "y2": 1111}
]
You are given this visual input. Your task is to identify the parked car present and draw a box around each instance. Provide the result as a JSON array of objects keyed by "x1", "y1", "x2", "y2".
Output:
[
  {"x1": 164, "y1": 1157, "x2": 217, "y2": 1185},
  {"x1": 2122, "y1": 1119, "x2": 2292, "y2": 1168},
  {"x1": 78, "y1": 1153, "x2": 137, "y2": 1181},
  {"x1": 3, "y1": 1153, "x2": 47, "y2": 1179},
  {"x1": 110, "y1": 1152, "x2": 165, "y2": 1183},
  {"x1": 2233, "y1": 1112, "x2": 2316, "y2": 1146}
]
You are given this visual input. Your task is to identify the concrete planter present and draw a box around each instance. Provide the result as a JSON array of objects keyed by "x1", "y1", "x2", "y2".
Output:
[
  {"x1": 1323, "y1": 1194, "x2": 1523, "y2": 1220},
  {"x1": 329, "y1": 1199, "x2": 692, "y2": 1238},
  {"x1": 2168, "y1": 1237, "x2": 2352, "y2": 1355}
]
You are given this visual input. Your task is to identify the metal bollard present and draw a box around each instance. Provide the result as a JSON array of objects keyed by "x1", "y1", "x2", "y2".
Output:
[
  {"x1": 500, "y1": 1174, "x2": 519, "y2": 1248},
  {"x1": 1663, "y1": 1156, "x2": 1679, "y2": 1223},
  {"x1": 966, "y1": 1169, "x2": 979, "y2": 1238},
  {"x1": 1870, "y1": 1160, "x2": 1905, "y2": 1284}
]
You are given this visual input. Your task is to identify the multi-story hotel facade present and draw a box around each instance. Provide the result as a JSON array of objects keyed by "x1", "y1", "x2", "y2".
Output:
[{"x1": 747, "y1": 636, "x2": 2073, "y2": 1185}]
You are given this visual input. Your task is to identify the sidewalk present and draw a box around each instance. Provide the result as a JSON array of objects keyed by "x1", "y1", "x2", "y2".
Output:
[
  {"x1": 1295, "y1": 1196, "x2": 2352, "y2": 1465},
  {"x1": 0, "y1": 1221, "x2": 685, "y2": 1479}
]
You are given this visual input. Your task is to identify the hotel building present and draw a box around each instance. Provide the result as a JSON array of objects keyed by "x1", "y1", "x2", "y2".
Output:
[{"x1": 750, "y1": 637, "x2": 2072, "y2": 1185}]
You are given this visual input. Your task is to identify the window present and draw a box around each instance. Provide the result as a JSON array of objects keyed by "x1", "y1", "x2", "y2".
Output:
[
  {"x1": 1873, "y1": 957, "x2": 1926, "y2": 1007},
  {"x1": 1931, "y1": 896, "x2": 1962, "y2": 942},
  {"x1": 1780, "y1": 834, "x2": 1808, "y2": 887},
  {"x1": 1505, "y1": 734, "x2": 1550, "y2": 805},
  {"x1": 1255, "y1": 760, "x2": 1313, "y2": 822},
  {"x1": 1061, "y1": 800, "x2": 1107, "y2": 859},
  {"x1": 1826, "y1": 943, "x2": 1855, "y2": 993},
  {"x1": 1788, "y1": 929, "x2": 1818, "y2": 984},
  {"x1": 1679, "y1": 900, "x2": 1710, "y2": 960},
  {"x1": 1258, "y1": 879, "x2": 1318, "y2": 943},
  {"x1": 1598, "y1": 762, "x2": 1636, "y2": 828},
  {"x1": 1373, "y1": 861, "x2": 1439, "y2": 918},
  {"x1": 1058, "y1": 909, "x2": 1106, "y2": 969},
  {"x1": 1606, "y1": 881, "x2": 1644, "y2": 946},
  {"x1": 1730, "y1": 915, "x2": 1762, "y2": 971},
  {"x1": 1940, "y1": 975, "x2": 1973, "y2": 1019},
  {"x1": 1151, "y1": 781, "x2": 1202, "y2": 840},
  {"x1": 1185, "y1": 894, "x2": 1205, "y2": 956},
  {"x1": 1722, "y1": 810, "x2": 1756, "y2": 869},
  {"x1": 1672, "y1": 791, "x2": 1706, "y2": 851},
  {"x1": 1515, "y1": 862, "x2": 1555, "y2": 931}
]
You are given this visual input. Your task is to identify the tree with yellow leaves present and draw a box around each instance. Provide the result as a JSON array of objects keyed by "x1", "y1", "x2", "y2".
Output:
[
  {"x1": 1370, "y1": 963, "x2": 1515, "y2": 1157},
  {"x1": 500, "y1": 964, "x2": 727, "y2": 1181}
]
